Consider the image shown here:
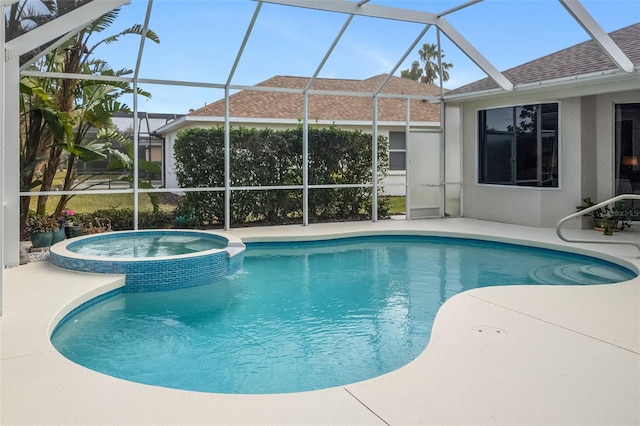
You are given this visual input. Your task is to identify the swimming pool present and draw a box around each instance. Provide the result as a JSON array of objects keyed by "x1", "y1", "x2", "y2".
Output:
[{"x1": 51, "y1": 235, "x2": 636, "y2": 394}]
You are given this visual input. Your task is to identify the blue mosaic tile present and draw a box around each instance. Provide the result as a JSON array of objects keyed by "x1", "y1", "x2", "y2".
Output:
[{"x1": 50, "y1": 232, "x2": 245, "y2": 293}]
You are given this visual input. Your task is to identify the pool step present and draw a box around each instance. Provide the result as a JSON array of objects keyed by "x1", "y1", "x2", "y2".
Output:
[
  {"x1": 528, "y1": 263, "x2": 631, "y2": 285},
  {"x1": 158, "y1": 235, "x2": 201, "y2": 244}
]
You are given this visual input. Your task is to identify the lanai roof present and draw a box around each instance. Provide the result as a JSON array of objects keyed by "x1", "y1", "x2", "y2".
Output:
[
  {"x1": 3, "y1": 1, "x2": 640, "y2": 250},
  {"x1": 189, "y1": 74, "x2": 443, "y2": 123},
  {"x1": 448, "y1": 22, "x2": 640, "y2": 97}
]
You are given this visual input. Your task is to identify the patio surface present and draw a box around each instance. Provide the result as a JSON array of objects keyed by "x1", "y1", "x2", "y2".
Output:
[{"x1": 1, "y1": 218, "x2": 639, "y2": 425}]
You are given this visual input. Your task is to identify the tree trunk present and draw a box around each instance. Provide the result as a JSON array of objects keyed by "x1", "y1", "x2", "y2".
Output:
[
  {"x1": 37, "y1": 144, "x2": 62, "y2": 215},
  {"x1": 53, "y1": 153, "x2": 78, "y2": 218},
  {"x1": 36, "y1": 45, "x2": 81, "y2": 215},
  {"x1": 20, "y1": 109, "x2": 47, "y2": 235}
]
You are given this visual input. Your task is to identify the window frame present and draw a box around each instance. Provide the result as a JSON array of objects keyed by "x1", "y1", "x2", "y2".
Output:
[
  {"x1": 477, "y1": 102, "x2": 560, "y2": 189},
  {"x1": 388, "y1": 131, "x2": 407, "y2": 173},
  {"x1": 614, "y1": 102, "x2": 640, "y2": 220}
]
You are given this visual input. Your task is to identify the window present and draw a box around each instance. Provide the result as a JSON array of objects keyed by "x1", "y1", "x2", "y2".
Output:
[
  {"x1": 615, "y1": 103, "x2": 640, "y2": 219},
  {"x1": 389, "y1": 131, "x2": 406, "y2": 171},
  {"x1": 478, "y1": 103, "x2": 558, "y2": 187}
]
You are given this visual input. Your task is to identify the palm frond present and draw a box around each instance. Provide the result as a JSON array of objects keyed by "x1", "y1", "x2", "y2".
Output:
[
  {"x1": 67, "y1": 144, "x2": 106, "y2": 161},
  {"x1": 102, "y1": 24, "x2": 160, "y2": 45},
  {"x1": 86, "y1": 8, "x2": 120, "y2": 34},
  {"x1": 96, "y1": 127, "x2": 132, "y2": 147},
  {"x1": 107, "y1": 149, "x2": 133, "y2": 171}
]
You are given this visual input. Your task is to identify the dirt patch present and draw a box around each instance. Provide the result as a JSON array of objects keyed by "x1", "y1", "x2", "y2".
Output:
[{"x1": 158, "y1": 192, "x2": 181, "y2": 206}]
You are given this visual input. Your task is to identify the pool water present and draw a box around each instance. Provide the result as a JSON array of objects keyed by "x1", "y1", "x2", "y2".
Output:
[
  {"x1": 51, "y1": 236, "x2": 636, "y2": 394},
  {"x1": 67, "y1": 233, "x2": 227, "y2": 257}
]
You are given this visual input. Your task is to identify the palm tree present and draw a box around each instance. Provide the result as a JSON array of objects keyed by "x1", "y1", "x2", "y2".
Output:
[
  {"x1": 400, "y1": 61, "x2": 423, "y2": 81},
  {"x1": 51, "y1": 65, "x2": 147, "y2": 217},
  {"x1": 35, "y1": 8, "x2": 159, "y2": 215},
  {"x1": 5, "y1": 1, "x2": 55, "y2": 41},
  {"x1": 17, "y1": 5, "x2": 159, "y2": 231},
  {"x1": 418, "y1": 43, "x2": 452, "y2": 84},
  {"x1": 19, "y1": 76, "x2": 74, "y2": 233},
  {"x1": 400, "y1": 42, "x2": 453, "y2": 85},
  {"x1": 11, "y1": 1, "x2": 95, "y2": 233},
  {"x1": 5, "y1": 1, "x2": 94, "y2": 64}
]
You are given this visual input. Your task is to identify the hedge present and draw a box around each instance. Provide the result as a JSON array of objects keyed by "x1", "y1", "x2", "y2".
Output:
[
  {"x1": 173, "y1": 125, "x2": 389, "y2": 226},
  {"x1": 73, "y1": 208, "x2": 175, "y2": 231}
]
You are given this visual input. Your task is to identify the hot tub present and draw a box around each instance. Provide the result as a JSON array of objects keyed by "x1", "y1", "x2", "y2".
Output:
[{"x1": 49, "y1": 230, "x2": 245, "y2": 292}]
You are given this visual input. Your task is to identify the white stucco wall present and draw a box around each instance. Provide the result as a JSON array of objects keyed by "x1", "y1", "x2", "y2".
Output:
[
  {"x1": 453, "y1": 82, "x2": 640, "y2": 228},
  {"x1": 444, "y1": 104, "x2": 462, "y2": 217},
  {"x1": 381, "y1": 172, "x2": 406, "y2": 197}
]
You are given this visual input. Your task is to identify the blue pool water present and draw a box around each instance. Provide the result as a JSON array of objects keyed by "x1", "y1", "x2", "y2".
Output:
[
  {"x1": 51, "y1": 236, "x2": 636, "y2": 394},
  {"x1": 66, "y1": 232, "x2": 227, "y2": 258}
]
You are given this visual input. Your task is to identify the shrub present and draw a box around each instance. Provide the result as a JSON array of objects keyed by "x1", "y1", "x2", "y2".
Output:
[
  {"x1": 173, "y1": 125, "x2": 389, "y2": 226},
  {"x1": 74, "y1": 208, "x2": 175, "y2": 231},
  {"x1": 25, "y1": 214, "x2": 59, "y2": 235}
]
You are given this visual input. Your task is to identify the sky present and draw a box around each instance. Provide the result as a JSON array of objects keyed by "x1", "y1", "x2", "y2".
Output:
[{"x1": 86, "y1": 0, "x2": 640, "y2": 115}]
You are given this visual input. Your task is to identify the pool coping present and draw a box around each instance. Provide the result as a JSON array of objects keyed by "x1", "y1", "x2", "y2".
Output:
[
  {"x1": 50, "y1": 229, "x2": 245, "y2": 261},
  {"x1": 2, "y1": 218, "x2": 639, "y2": 425}
]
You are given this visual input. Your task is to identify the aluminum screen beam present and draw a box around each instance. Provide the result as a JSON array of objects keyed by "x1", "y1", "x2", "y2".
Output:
[
  {"x1": 19, "y1": 24, "x2": 85, "y2": 71},
  {"x1": 436, "y1": 19, "x2": 513, "y2": 91},
  {"x1": 227, "y1": 2, "x2": 262, "y2": 85},
  {"x1": 437, "y1": 0, "x2": 483, "y2": 18},
  {"x1": 5, "y1": 0, "x2": 129, "y2": 56},
  {"x1": 375, "y1": 24, "x2": 431, "y2": 95},
  {"x1": 259, "y1": 0, "x2": 513, "y2": 91},
  {"x1": 305, "y1": 14, "x2": 354, "y2": 91},
  {"x1": 436, "y1": 28, "x2": 445, "y2": 97},
  {"x1": 259, "y1": 0, "x2": 440, "y2": 24},
  {"x1": 1, "y1": 3, "x2": 6, "y2": 313},
  {"x1": 131, "y1": 2, "x2": 152, "y2": 229},
  {"x1": 559, "y1": 0, "x2": 634, "y2": 73},
  {"x1": 133, "y1": 0, "x2": 154, "y2": 80}
]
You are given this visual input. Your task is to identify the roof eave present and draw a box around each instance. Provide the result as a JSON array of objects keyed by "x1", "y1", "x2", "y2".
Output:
[
  {"x1": 433, "y1": 68, "x2": 639, "y2": 103},
  {"x1": 155, "y1": 116, "x2": 441, "y2": 134},
  {"x1": 154, "y1": 115, "x2": 195, "y2": 134}
]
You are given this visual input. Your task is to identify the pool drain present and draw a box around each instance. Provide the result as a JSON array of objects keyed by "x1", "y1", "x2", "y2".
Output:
[{"x1": 472, "y1": 325, "x2": 508, "y2": 336}]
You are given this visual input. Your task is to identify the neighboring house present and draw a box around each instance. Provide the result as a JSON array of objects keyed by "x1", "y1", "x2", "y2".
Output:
[
  {"x1": 441, "y1": 23, "x2": 640, "y2": 228},
  {"x1": 112, "y1": 112, "x2": 183, "y2": 186},
  {"x1": 156, "y1": 74, "x2": 443, "y2": 196},
  {"x1": 68, "y1": 112, "x2": 181, "y2": 187}
]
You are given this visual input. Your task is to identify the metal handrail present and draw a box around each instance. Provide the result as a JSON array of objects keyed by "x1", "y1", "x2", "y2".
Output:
[{"x1": 556, "y1": 194, "x2": 640, "y2": 255}]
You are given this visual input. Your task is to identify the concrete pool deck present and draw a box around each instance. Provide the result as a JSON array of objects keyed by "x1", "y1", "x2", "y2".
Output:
[{"x1": 1, "y1": 218, "x2": 639, "y2": 425}]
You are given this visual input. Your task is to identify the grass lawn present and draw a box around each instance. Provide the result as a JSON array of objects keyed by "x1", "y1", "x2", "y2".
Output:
[
  {"x1": 31, "y1": 194, "x2": 406, "y2": 215},
  {"x1": 29, "y1": 193, "x2": 172, "y2": 213},
  {"x1": 29, "y1": 171, "x2": 406, "y2": 216},
  {"x1": 383, "y1": 196, "x2": 406, "y2": 215},
  {"x1": 27, "y1": 171, "x2": 176, "y2": 213}
]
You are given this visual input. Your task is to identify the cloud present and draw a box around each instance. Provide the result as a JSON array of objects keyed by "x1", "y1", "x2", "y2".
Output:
[{"x1": 344, "y1": 42, "x2": 398, "y2": 76}]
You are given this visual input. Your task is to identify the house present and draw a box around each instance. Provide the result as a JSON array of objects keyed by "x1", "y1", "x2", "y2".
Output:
[
  {"x1": 156, "y1": 74, "x2": 443, "y2": 197},
  {"x1": 69, "y1": 112, "x2": 179, "y2": 187},
  {"x1": 440, "y1": 23, "x2": 640, "y2": 228},
  {"x1": 112, "y1": 111, "x2": 183, "y2": 187}
]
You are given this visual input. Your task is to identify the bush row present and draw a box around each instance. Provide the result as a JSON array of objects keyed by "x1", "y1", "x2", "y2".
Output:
[
  {"x1": 173, "y1": 125, "x2": 390, "y2": 226},
  {"x1": 73, "y1": 208, "x2": 175, "y2": 231}
]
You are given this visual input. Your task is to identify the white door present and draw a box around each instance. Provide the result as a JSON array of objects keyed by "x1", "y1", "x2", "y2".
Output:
[{"x1": 407, "y1": 130, "x2": 442, "y2": 218}]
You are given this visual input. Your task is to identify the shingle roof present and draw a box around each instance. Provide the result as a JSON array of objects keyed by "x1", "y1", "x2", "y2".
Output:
[
  {"x1": 189, "y1": 74, "x2": 442, "y2": 122},
  {"x1": 448, "y1": 23, "x2": 640, "y2": 96}
]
